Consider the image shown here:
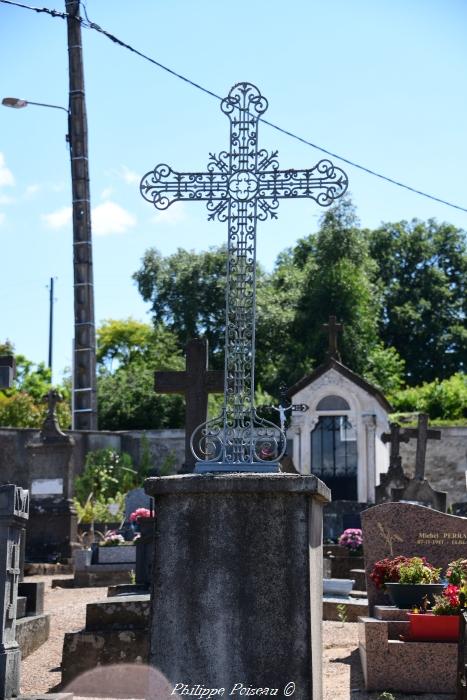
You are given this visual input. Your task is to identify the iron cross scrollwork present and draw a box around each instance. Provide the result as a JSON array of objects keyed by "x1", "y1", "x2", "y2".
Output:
[{"x1": 141, "y1": 83, "x2": 348, "y2": 470}]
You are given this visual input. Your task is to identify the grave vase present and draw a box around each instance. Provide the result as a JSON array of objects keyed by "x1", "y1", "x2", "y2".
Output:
[
  {"x1": 407, "y1": 612, "x2": 460, "y2": 642},
  {"x1": 385, "y1": 582, "x2": 444, "y2": 609}
]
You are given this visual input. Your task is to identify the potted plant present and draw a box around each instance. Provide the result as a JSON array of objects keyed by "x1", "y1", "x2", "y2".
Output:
[
  {"x1": 371, "y1": 556, "x2": 443, "y2": 608},
  {"x1": 94, "y1": 529, "x2": 136, "y2": 564},
  {"x1": 408, "y1": 584, "x2": 465, "y2": 642},
  {"x1": 338, "y1": 528, "x2": 363, "y2": 556}
]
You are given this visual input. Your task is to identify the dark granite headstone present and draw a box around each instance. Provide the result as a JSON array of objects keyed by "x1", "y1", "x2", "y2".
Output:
[
  {"x1": 362, "y1": 502, "x2": 467, "y2": 614},
  {"x1": 323, "y1": 500, "x2": 367, "y2": 542},
  {"x1": 0, "y1": 484, "x2": 29, "y2": 698},
  {"x1": 124, "y1": 488, "x2": 152, "y2": 521}
]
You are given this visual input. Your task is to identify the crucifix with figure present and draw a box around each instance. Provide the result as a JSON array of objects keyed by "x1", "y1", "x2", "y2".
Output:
[{"x1": 141, "y1": 82, "x2": 348, "y2": 472}]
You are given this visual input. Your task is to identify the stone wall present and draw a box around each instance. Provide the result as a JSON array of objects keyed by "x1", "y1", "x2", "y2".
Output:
[
  {"x1": 398, "y1": 426, "x2": 467, "y2": 506},
  {"x1": 0, "y1": 427, "x2": 185, "y2": 493}
]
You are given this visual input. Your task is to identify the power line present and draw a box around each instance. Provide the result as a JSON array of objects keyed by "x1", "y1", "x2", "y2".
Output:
[{"x1": 2, "y1": 0, "x2": 467, "y2": 215}]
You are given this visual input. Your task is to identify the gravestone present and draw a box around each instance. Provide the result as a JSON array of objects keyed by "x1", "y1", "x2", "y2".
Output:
[
  {"x1": 391, "y1": 413, "x2": 445, "y2": 510},
  {"x1": 361, "y1": 501, "x2": 467, "y2": 614},
  {"x1": 25, "y1": 390, "x2": 77, "y2": 561},
  {"x1": 155, "y1": 338, "x2": 223, "y2": 472},
  {"x1": 0, "y1": 356, "x2": 15, "y2": 390},
  {"x1": 0, "y1": 484, "x2": 29, "y2": 698},
  {"x1": 359, "y1": 501, "x2": 466, "y2": 693},
  {"x1": 375, "y1": 422, "x2": 411, "y2": 503},
  {"x1": 124, "y1": 487, "x2": 152, "y2": 521}
]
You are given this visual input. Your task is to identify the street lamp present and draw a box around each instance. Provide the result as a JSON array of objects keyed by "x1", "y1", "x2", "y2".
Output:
[{"x1": 2, "y1": 94, "x2": 97, "y2": 430}]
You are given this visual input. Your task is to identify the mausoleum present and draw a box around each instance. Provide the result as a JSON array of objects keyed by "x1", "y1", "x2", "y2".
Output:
[{"x1": 288, "y1": 348, "x2": 391, "y2": 503}]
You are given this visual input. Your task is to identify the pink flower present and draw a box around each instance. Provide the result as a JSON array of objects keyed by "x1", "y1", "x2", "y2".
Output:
[{"x1": 129, "y1": 507, "x2": 152, "y2": 523}]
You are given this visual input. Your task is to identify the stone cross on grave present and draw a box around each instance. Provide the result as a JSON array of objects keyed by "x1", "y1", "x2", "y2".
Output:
[
  {"x1": 381, "y1": 422, "x2": 411, "y2": 470},
  {"x1": 155, "y1": 339, "x2": 223, "y2": 472},
  {"x1": 404, "y1": 413, "x2": 441, "y2": 480},
  {"x1": 40, "y1": 389, "x2": 68, "y2": 443},
  {"x1": 322, "y1": 315, "x2": 343, "y2": 361},
  {"x1": 141, "y1": 82, "x2": 348, "y2": 472}
]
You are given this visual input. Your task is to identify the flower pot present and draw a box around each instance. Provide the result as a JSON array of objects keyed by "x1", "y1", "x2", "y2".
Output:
[
  {"x1": 323, "y1": 578, "x2": 355, "y2": 597},
  {"x1": 385, "y1": 583, "x2": 444, "y2": 609},
  {"x1": 408, "y1": 613, "x2": 460, "y2": 642}
]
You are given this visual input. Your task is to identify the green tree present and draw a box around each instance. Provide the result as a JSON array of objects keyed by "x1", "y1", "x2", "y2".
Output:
[
  {"x1": 368, "y1": 219, "x2": 467, "y2": 384},
  {"x1": 97, "y1": 320, "x2": 185, "y2": 430},
  {"x1": 0, "y1": 342, "x2": 71, "y2": 428},
  {"x1": 286, "y1": 197, "x2": 380, "y2": 382},
  {"x1": 133, "y1": 247, "x2": 229, "y2": 367}
]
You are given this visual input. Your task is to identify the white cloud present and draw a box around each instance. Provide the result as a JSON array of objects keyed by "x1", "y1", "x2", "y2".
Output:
[
  {"x1": 0, "y1": 213, "x2": 5, "y2": 226},
  {"x1": 100, "y1": 187, "x2": 113, "y2": 200},
  {"x1": 92, "y1": 201, "x2": 136, "y2": 235},
  {"x1": 41, "y1": 206, "x2": 72, "y2": 229},
  {"x1": 24, "y1": 184, "x2": 40, "y2": 198},
  {"x1": 0, "y1": 194, "x2": 14, "y2": 205},
  {"x1": 151, "y1": 203, "x2": 187, "y2": 225},
  {"x1": 40, "y1": 200, "x2": 136, "y2": 235},
  {"x1": 119, "y1": 165, "x2": 140, "y2": 185},
  {"x1": 0, "y1": 153, "x2": 15, "y2": 187}
]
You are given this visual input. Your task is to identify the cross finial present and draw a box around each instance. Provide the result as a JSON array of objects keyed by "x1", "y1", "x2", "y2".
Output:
[
  {"x1": 40, "y1": 389, "x2": 68, "y2": 443},
  {"x1": 404, "y1": 413, "x2": 441, "y2": 480},
  {"x1": 322, "y1": 315, "x2": 343, "y2": 360},
  {"x1": 381, "y1": 422, "x2": 410, "y2": 470}
]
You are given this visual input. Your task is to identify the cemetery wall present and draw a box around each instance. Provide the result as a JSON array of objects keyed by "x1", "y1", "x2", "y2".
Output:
[
  {"x1": 0, "y1": 425, "x2": 465, "y2": 504},
  {"x1": 0, "y1": 427, "x2": 185, "y2": 491},
  {"x1": 398, "y1": 426, "x2": 467, "y2": 506}
]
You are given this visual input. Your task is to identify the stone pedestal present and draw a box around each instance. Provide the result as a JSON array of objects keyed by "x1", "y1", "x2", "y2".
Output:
[
  {"x1": 0, "y1": 484, "x2": 29, "y2": 699},
  {"x1": 145, "y1": 473, "x2": 330, "y2": 700}
]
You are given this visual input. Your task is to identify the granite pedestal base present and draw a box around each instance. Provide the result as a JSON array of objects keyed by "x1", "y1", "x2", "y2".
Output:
[
  {"x1": 359, "y1": 606, "x2": 457, "y2": 693},
  {"x1": 145, "y1": 473, "x2": 330, "y2": 700},
  {"x1": 26, "y1": 498, "x2": 77, "y2": 561}
]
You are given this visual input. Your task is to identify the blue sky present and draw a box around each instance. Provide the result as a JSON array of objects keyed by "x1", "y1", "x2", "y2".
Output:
[{"x1": 1, "y1": 0, "x2": 466, "y2": 382}]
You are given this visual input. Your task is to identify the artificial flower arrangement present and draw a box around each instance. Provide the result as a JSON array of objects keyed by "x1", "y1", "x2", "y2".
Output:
[
  {"x1": 100, "y1": 530, "x2": 125, "y2": 547},
  {"x1": 370, "y1": 556, "x2": 441, "y2": 590},
  {"x1": 338, "y1": 528, "x2": 363, "y2": 555},
  {"x1": 129, "y1": 507, "x2": 152, "y2": 523}
]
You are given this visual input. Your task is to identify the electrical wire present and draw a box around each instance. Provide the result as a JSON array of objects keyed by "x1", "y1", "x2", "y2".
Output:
[{"x1": 1, "y1": 0, "x2": 467, "y2": 215}]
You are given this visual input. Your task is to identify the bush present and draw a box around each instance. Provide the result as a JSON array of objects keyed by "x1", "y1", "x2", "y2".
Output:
[
  {"x1": 74, "y1": 449, "x2": 138, "y2": 505},
  {"x1": 391, "y1": 372, "x2": 467, "y2": 421}
]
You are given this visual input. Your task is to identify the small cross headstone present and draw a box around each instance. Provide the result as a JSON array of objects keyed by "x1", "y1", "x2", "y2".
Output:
[
  {"x1": 154, "y1": 338, "x2": 223, "y2": 472},
  {"x1": 381, "y1": 422, "x2": 411, "y2": 470},
  {"x1": 40, "y1": 389, "x2": 69, "y2": 444},
  {"x1": 403, "y1": 413, "x2": 441, "y2": 481}
]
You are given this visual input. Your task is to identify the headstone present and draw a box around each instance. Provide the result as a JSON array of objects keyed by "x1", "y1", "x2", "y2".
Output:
[
  {"x1": 0, "y1": 484, "x2": 29, "y2": 698},
  {"x1": 25, "y1": 390, "x2": 77, "y2": 561},
  {"x1": 154, "y1": 338, "x2": 223, "y2": 472},
  {"x1": 0, "y1": 356, "x2": 15, "y2": 390},
  {"x1": 361, "y1": 501, "x2": 467, "y2": 614},
  {"x1": 392, "y1": 414, "x2": 445, "y2": 510},
  {"x1": 375, "y1": 422, "x2": 411, "y2": 503},
  {"x1": 124, "y1": 487, "x2": 152, "y2": 521},
  {"x1": 145, "y1": 473, "x2": 330, "y2": 699}
]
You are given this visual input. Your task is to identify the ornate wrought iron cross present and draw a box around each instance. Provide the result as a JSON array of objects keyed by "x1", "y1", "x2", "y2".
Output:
[{"x1": 140, "y1": 82, "x2": 348, "y2": 472}]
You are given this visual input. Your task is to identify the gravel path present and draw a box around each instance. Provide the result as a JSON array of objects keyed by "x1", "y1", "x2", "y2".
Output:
[{"x1": 20, "y1": 577, "x2": 455, "y2": 699}]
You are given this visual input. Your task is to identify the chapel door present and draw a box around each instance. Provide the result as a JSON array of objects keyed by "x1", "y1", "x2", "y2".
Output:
[{"x1": 310, "y1": 415, "x2": 358, "y2": 500}]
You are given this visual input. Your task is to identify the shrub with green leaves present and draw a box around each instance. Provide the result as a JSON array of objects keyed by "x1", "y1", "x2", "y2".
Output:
[{"x1": 74, "y1": 449, "x2": 138, "y2": 505}]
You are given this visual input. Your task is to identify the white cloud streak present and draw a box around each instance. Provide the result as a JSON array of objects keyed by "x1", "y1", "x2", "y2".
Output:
[{"x1": 0, "y1": 153, "x2": 15, "y2": 187}]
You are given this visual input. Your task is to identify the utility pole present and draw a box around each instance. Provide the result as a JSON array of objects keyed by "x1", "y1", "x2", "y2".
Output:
[
  {"x1": 48, "y1": 277, "x2": 55, "y2": 375},
  {"x1": 65, "y1": 0, "x2": 97, "y2": 430}
]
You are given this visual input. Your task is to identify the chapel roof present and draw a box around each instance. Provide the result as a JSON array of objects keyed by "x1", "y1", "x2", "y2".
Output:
[{"x1": 287, "y1": 357, "x2": 393, "y2": 413}]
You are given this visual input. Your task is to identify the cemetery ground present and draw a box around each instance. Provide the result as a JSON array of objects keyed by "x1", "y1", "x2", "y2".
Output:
[{"x1": 19, "y1": 575, "x2": 453, "y2": 700}]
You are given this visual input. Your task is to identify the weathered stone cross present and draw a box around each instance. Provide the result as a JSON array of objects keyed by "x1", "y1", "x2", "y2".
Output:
[
  {"x1": 404, "y1": 413, "x2": 441, "y2": 480},
  {"x1": 141, "y1": 82, "x2": 348, "y2": 470},
  {"x1": 155, "y1": 339, "x2": 223, "y2": 471},
  {"x1": 381, "y1": 422, "x2": 411, "y2": 471},
  {"x1": 322, "y1": 315, "x2": 343, "y2": 360}
]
